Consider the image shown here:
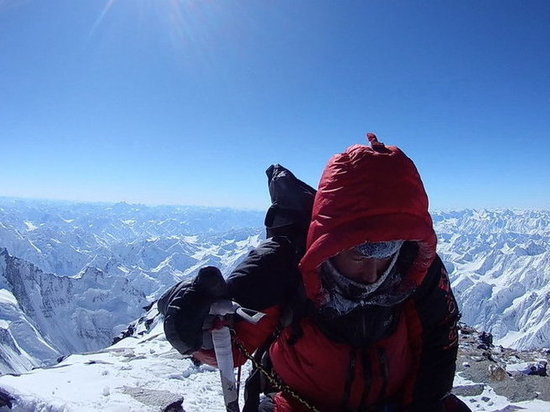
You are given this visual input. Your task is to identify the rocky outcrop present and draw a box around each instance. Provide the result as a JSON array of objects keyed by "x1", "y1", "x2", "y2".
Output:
[{"x1": 456, "y1": 323, "x2": 549, "y2": 404}]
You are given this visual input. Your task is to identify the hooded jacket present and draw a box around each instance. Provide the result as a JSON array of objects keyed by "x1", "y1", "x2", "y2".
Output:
[
  {"x1": 205, "y1": 142, "x2": 459, "y2": 411},
  {"x1": 301, "y1": 143, "x2": 437, "y2": 303}
]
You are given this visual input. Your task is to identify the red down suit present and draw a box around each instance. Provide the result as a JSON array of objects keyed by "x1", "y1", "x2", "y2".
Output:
[{"x1": 202, "y1": 144, "x2": 460, "y2": 411}]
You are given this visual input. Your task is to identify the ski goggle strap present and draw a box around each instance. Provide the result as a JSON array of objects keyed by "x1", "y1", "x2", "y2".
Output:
[{"x1": 355, "y1": 240, "x2": 404, "y2": 259}]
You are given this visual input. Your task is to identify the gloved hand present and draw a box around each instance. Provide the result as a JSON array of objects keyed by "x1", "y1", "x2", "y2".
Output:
[{"x1": 158, "y1": 266, "x2": 228, "y2": 356}]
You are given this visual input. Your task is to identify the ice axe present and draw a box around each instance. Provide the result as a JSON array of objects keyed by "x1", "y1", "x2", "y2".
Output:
[
  {"x1": 160, "y1": 266, "x2": 265, "y2": 411},
  {"x1": 209, "y1": 298, "x2": 265, "y2": 412}
]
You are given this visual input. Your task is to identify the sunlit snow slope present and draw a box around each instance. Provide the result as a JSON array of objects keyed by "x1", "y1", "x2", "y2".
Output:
[{"x1": 1, "y1": 307, "x2": 548, "y2": 412}]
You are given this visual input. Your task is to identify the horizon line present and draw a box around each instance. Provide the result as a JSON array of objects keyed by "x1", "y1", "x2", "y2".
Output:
[{"x1": 0, "y1": 195, "x2": 549, "y2": 213}]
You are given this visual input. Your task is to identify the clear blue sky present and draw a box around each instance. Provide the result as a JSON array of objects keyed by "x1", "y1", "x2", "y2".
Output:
[{"x1": 1, "y1": 0, "x2": 549, "y2": 210}]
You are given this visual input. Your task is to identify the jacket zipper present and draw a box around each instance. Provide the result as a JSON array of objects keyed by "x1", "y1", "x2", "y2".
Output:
[
  {"x1": 340, "y1": 349, "x2": 357, "y2": 410},
  {"x1": 360, "y1": 301, "x2": 368, "y2": 344},
  {"x1": 358, "y1": 349, "x2": 372, "y2": 410},
  {"x1": 378, "y1": 347, "x2": 389, "y2": 401}
]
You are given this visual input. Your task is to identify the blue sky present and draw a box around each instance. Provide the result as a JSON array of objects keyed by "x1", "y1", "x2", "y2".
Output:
[{"x1": 1, "y1": 0, "x2": 549, "y2": 210}]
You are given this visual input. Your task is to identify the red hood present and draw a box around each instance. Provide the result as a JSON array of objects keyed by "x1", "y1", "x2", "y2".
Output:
[{"x1": 299, "y1": 143, "x2": 437, "y2": 304}]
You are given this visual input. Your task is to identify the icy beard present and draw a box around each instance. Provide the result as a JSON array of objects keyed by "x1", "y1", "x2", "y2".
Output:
[{"x1": 318, "y1": 251, "x2": 416, "y2": 318}]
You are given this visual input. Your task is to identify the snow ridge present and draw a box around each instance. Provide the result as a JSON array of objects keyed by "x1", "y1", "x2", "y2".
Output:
[{"x1": 434, "y1": 209, "x2": 550, "y2": 350}]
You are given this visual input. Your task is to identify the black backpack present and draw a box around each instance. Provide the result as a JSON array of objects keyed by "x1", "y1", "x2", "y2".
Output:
[
  {"x1": 227, "y1": 164, "x2": 315, "y2": 313},
  {"x1": 241, "y1": 164, "x2": 316, "y2": 412},
  {"x1": 264, "y1": 164, "x2": 316, "y2": 257}
]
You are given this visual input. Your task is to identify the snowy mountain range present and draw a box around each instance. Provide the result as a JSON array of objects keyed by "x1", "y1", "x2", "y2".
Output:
[
  {"x1": 433, "y1": 209, "x2": 550, "y2": 350},
  {"x1": 0, "y1": 198, "x2": 264, "y2": 281},
  {"x1": 0, "y1": 198, "x2": 264, "y2": 374},
  {"x1": 0, "y1": 199, "x2": 548, "y2": 379}
]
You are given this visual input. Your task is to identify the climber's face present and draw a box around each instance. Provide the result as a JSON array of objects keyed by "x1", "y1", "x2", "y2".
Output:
[{"x1": 331, "y1": 248, "x2": 393, "y2": 284}]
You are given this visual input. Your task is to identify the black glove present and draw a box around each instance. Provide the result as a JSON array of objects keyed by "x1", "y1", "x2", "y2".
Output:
[{"x1": 158, "y1": 266, "x2": 228, "y2": 356}]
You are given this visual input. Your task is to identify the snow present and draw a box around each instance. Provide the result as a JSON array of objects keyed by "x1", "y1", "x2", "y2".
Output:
[
  {"x1": 0, "y1": 290, "x2": 17, "y2": 306},
  {"x1": 23, "y1": 222, "x2": 38, "y2": 232},
  {"x1": 117, "y1": 265, "x2": 129, "y2": 274},
  {"x1": 183, "y1": 236, "x2": 198, "y2": 244},
  {"x1": 454, "y1": 374, "x2": 550, "y2": 411},
  {"x1": 1, "y1": 324, "x2": 549, "y2": 412},
  {"x1": 498, "y1": 330, "x2": 525, "y2": 348},
  {"x1": 27, "y1": 240, "x2": 41, "y2": 254},
  {"x1": 434, "y1": 209, "x2": 550, "y2": 350},
  {"x1": 0, "y1": 323, "x2": 246, "y2": 412}
]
